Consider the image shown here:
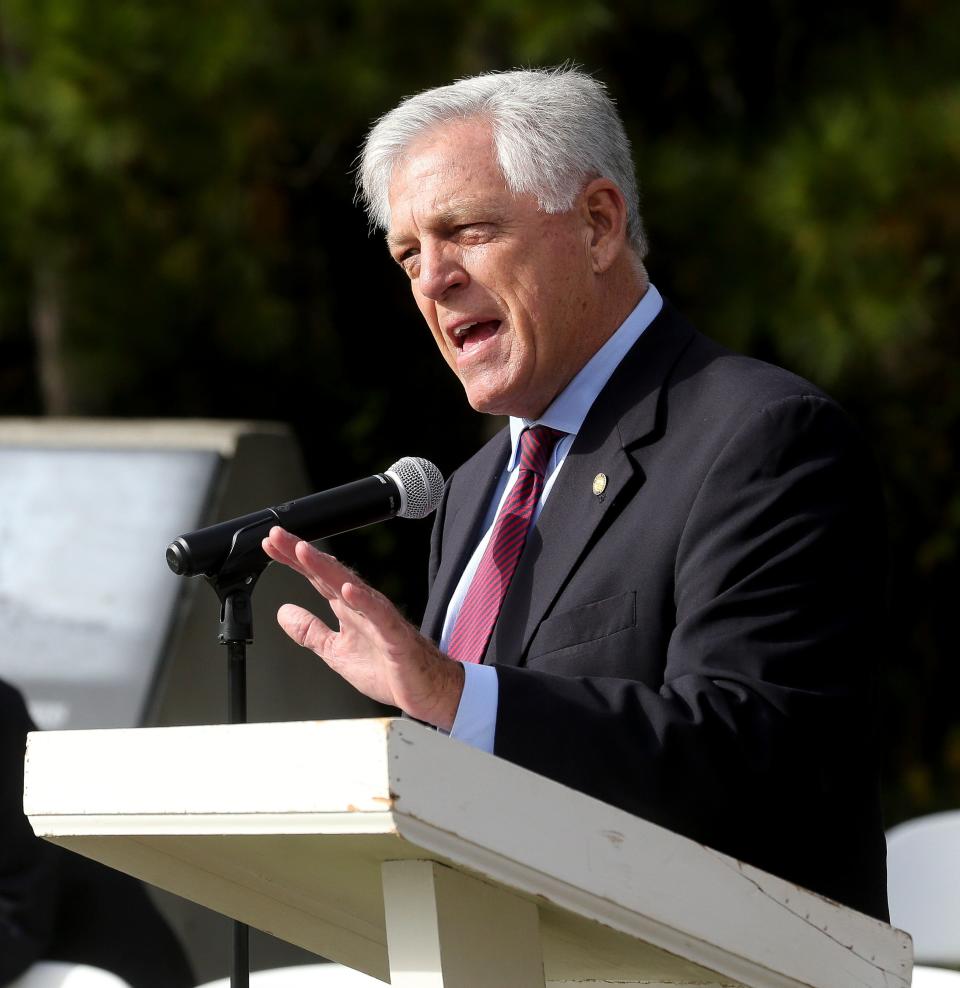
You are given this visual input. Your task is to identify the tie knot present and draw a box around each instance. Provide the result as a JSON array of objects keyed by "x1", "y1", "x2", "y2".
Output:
[{"x1": 518, "y1": 425, "x2": 564, "y2": 477}]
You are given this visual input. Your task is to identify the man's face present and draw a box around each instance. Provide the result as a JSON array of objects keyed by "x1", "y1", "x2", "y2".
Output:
[{"x1": 386, "y1": 119, "x2": 596, "y2": 419}]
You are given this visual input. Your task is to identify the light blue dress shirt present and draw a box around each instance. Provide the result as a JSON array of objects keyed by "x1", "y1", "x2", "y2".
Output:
[{"x1": 443, "y1": 284, "x2": 664, "y2": 752}]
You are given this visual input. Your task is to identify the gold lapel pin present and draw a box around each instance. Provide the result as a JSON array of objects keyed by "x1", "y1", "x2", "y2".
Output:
[{"x1": 592, "y1": 473, "x2": 608, "y2": 497}]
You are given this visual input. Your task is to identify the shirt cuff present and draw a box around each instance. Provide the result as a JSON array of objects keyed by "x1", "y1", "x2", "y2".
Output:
[{"x1": 448, "y1": 663, "x2": 498, "y2": 754}]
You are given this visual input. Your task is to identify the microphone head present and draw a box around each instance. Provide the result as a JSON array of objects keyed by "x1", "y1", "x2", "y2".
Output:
[{"x1": 385, "y1": 457, "x2": 445, "y2": 519}]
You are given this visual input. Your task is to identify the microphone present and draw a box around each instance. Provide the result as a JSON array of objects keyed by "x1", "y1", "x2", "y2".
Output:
[{"x1": 166, "y1": 456, "x2": 445, "y2": 578}]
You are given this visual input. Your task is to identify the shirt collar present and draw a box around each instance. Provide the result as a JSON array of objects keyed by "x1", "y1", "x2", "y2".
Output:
[{"x1": 507, "y1": 283, "x2": 663, "y2": 469}]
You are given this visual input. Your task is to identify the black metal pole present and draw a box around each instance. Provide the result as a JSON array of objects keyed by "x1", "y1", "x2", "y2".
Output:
[
  {"x1": 228, "y1": 640, "x2": 247, "y2": 723},
  {"x1": 232, "y1": 922, "x2": 249, "y2": 988},
  {"x1": 227, "y1": 639, "x2": 249, "y2": 988},
  {"x1": 196, "y1": 572, "x2": 260, "y2": 988}
]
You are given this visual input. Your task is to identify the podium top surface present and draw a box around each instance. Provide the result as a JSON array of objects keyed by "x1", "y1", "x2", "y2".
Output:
[{"x1": 25, "y1": 718, "x2": 910, "y2": 988}]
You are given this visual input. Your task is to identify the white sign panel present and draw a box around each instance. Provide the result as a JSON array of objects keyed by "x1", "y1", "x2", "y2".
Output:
[{"x1": 0, "y1": 447, "x2": 218, "y2": 729}]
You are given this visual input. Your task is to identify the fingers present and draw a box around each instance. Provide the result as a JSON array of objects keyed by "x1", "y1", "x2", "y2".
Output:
[
  {"x1": 261, "y1": 528, "x2": 313, "y2": 580},
  {"x1": 293, "y1": 539, "x2": 360, "y2": 593},
  {"x1": 262, "y1": 527, "x2": 357, "y2": 600},
  {"x1": 264, "y1": 525, "x2": 411, "y2": 656}
]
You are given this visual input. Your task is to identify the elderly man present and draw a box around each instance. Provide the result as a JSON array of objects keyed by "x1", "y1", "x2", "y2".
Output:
[{"x1": 262, "y1": 68, "x2": 888, "y2": 920}]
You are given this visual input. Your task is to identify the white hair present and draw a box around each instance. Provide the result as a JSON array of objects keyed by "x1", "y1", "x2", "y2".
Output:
[{"x1": 357, "y1": 66, "x2": 648, "y2": 257}]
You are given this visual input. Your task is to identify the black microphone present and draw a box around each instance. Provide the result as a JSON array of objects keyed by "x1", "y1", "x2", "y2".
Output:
[{"x1": 166, "y1": 456, "x2": 444, "y2": 578}]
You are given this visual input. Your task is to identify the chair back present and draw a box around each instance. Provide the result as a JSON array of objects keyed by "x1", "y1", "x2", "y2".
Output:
[
  {"x1": 887, "y1": 810, "x2": 960, "y2": 966},
  {"x1": 194, "y1": 964, "x2": 385, "y2": 988}
]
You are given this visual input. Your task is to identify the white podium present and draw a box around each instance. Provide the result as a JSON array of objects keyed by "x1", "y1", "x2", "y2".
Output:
[{"x1": 24, "y1": 719, "x2": 911, "y2": 987}]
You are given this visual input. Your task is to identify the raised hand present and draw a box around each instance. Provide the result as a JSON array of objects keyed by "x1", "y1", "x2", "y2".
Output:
[{"x1": 261, "y1": 527, "x2": 464, "y2": 730}]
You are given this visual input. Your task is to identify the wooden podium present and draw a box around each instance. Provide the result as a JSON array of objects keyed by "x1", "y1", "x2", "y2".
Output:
[{"x1": 24, "y1": 719, "x2": 911, "y2": 987}]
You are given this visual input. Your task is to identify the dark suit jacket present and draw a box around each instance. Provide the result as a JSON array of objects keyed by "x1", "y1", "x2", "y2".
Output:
[
  {"x1": 422, "y1": 301, "x2": 889, "y2": 921},
  {"x1": 0, "y1": 679, "x2": 194, "y2": 988}
]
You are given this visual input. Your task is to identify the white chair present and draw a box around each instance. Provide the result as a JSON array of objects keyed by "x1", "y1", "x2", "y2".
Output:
[
  {"x1": 910, "y1": 972, "x2": 960, "y2": 987},
  {"x1": 8, "y1": 963, "x2": 132, "y2": 988},
  {"x1": 194, "y1": 964, "x2": 386, "y2": 988},
  {"x1": 887, "y1": 810, "x2": 960, "y2": 986}
]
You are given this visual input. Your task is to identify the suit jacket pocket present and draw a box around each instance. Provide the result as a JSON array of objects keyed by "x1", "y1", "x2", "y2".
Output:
[{"x1": 526, "y1": 590, "x2": 636, "y2": 659}]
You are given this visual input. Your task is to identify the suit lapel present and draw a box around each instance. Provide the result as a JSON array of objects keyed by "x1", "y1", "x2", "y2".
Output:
[
  {"x1": 486, "y1": 303, "x2": 695, "y2": 667},
  {"x1": 421, "y1": 431, "x2": 510, "y2": 642}
]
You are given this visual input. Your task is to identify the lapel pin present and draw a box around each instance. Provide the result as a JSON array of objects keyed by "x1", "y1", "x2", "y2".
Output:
[{"x1": 592, "y1": 473, "x2": 608, "y2": 498}]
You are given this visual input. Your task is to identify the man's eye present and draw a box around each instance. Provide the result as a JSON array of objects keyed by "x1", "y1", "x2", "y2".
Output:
[
  {"x1": 399, "y1": 250, "x2": 420, "y2": 278},
  {"x1": 456, "y1": 223, "x2": 492, "y2": 242}
]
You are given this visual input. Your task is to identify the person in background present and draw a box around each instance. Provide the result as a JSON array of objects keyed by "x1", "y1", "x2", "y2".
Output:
[{"x1": 0, "y1": 677, "x2": 194, "y2": 988}]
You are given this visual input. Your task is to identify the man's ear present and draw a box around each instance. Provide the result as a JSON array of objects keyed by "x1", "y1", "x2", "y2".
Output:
[{"x1": 581, "y1": 178, "x2": 629, "y2": 273}]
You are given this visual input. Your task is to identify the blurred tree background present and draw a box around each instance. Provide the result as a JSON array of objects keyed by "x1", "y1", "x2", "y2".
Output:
[{"x1": 0, "y1": 0, "x2": 956, "y2": 825}]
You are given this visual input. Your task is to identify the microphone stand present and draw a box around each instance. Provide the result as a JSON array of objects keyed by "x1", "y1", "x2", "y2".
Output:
[{"x1": 203, "y1": 520, "x2": 274, "y2": 988}]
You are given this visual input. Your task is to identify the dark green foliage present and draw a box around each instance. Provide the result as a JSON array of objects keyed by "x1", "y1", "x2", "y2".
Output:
[{"x1": 0, "y1": 0, "x2": 956, "y2": 821}]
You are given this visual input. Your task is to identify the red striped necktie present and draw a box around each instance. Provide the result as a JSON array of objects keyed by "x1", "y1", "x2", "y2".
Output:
[{"x1": 447, "y1": 425, "x2": 564, "y2": 664}]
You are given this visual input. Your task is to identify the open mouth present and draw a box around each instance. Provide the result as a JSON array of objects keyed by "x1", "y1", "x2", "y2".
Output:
[{"x1": 452, "y1": 319, "x2": 501, "y2": 355}]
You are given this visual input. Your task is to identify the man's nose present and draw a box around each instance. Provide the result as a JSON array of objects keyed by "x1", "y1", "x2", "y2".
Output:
[{"x1": 418, "y1": 243, "x2": 467, "y2": 300}]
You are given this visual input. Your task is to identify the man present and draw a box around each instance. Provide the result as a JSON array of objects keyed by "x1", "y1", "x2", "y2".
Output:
[{"x1": 262, "y1": 67, "x2": 888, "y2": 920}]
